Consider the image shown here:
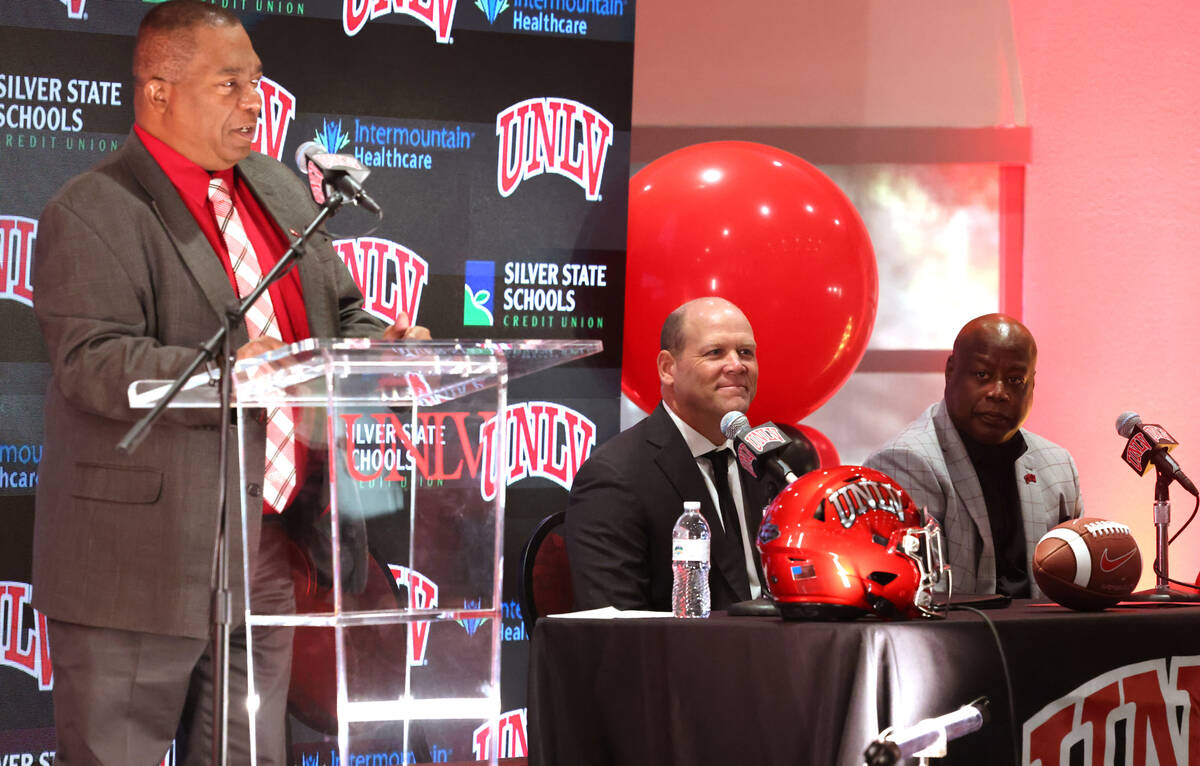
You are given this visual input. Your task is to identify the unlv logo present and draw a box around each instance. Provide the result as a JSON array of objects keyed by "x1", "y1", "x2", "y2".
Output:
[
  {"x1": 250, "y1": 77, "x2": 295, "y2": 162},
  {"x1": 743, "y1": 425, "x2": 786, "y2": 452},
  {"x1": 343, "y1": 0, "x2": 458, "y2": 44},
  {"x1": 473, "y1": 708, "x2": 528, "y2": 759},
  {"x1": 1, "y1": 581, "x2": 53, "y2": 690},
  {"x1": 0, "y1": 216, "x2": 37, "y2": 307},
  {"x1": 496, "y1": 97, "x2": 613, "y2": 201},
  {"x1": 387, "y1": 565, "x2": 438, "y2": 666},
  {"x1": 478, "y1": 401, "x2": 596, "y2": 501},
  {"x1": 60, "y1": 0, "x2": 85, "y2": 18},
  {"x1": 1024, "y1": 656, "x2": 1200, "y2": 765},
  {"x1": 333, "y1": 237, "x2": 429, "y2": 326},
  {"x1": 827, "y1": 479, "x2": 907, "y2": 529}
]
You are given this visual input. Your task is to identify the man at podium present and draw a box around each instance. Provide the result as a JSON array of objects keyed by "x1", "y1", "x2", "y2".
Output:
[{"x1": 30, "y1": 2, "x2": 428, "y2": 764}]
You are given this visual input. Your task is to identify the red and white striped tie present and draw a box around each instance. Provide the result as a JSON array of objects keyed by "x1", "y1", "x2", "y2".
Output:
[{"x1": 208, "y1": 176, "x2": 297, "y2": 513}]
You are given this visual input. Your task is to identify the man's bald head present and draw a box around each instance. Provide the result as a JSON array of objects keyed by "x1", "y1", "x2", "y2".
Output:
[
  {"x1": 952, "y1": 314, "x2": 1037, "y2": 363},
  {"x1": 132, "y1": 0, "x2": 241, "y2": 114},
  {"x1": 944, "y1": 313, "x2": 1037, "y2": 445},
  {"x1": 657, "y1": 297, "x2": 758, "y2": 444}
]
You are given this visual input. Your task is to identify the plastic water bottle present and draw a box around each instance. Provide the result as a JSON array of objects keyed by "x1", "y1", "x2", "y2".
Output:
[{"x1": 672, "y1": 501, "x2": 711, "y2": 618}]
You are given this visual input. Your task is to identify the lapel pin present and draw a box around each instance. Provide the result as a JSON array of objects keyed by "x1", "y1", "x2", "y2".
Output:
[{"x1": 1024, "y1": 473, "x2": 1037, "y2": 484}]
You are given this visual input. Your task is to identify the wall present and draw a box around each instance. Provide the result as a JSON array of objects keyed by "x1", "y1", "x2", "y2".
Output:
[{"x1": 630, "y1": 0, "x2": 1200, "y2": 588}]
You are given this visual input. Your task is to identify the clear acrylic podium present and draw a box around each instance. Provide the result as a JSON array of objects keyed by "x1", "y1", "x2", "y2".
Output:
[{"x1": 130, "y1": 338, "x2": 600, "y2": 764}]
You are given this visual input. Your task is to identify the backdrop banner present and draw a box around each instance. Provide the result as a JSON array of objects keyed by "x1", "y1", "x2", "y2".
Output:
[{"x1": 0, "y1": 1, "x2": 634, "y2": 762}]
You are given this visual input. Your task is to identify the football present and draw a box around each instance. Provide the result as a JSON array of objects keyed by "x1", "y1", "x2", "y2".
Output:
[{"x1": 1032, "y1": 517, "x2": 1141, "y2": 610}]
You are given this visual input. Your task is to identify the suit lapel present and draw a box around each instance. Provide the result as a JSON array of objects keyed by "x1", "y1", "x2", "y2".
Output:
[
  {"x1": 645, "y1": 405, "x2": 750, "y2": 602},
  {"x1": 932, "y1": 402, "x2": 995, "y2": 587},
  {"x1": 1014, "y1": 450, "x2": 1052, "y2": 551},
  {"x1": 124, "y1": 133, "x2": 243, "y2": 331}
]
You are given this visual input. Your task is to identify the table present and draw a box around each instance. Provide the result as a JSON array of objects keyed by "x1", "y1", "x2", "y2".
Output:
[{"x1": 527, "y1": 601, "x2": 1200, "y2": 765}]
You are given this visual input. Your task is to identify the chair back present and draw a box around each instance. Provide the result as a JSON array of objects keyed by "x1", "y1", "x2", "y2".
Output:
[{"x1": 519, "y1": 510, "x2": 573, "y2": 637}]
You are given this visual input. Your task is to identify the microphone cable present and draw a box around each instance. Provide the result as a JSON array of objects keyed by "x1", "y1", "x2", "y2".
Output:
[{"x1": 950, "y1": 604, "x2": 1019, "y2": 766}]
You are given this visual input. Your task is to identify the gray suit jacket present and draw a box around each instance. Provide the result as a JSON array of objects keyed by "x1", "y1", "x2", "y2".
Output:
[
  {"x1": 564, "y1": 403, "x2": 769, "y2": 612},
  {"x1": 32, "y1": 131, "x2": 385, "y2": 638},
  {"x1": 864, "y1": 400, "x2": 1083, "y2": 598}
]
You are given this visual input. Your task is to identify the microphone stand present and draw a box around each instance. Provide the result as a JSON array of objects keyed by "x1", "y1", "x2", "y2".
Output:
[
  {"x1": 117, "y1": 190, "x2": 350, "y2": 765},
  {"x1": 1128, "y1": 468, "x2": 1200, "y2": 602}
]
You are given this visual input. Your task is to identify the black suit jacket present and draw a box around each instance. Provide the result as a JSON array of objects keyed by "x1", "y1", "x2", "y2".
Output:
[
  {"x1": 563, "y1": 403, "x2": 769, "y2": 611},
  {"x1": 31, "y1": 131, "x2": 385, "y2": 639}
]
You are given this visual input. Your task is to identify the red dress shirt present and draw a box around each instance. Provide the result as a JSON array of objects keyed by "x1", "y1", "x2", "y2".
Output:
[{"x1": 135, "y1": 125, "x2": 314, "y2": 510}]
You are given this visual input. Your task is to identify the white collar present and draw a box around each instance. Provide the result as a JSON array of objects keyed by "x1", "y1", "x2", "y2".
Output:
[{"x1": 662, "y1": 402, "x2": 732, "y2": 458}]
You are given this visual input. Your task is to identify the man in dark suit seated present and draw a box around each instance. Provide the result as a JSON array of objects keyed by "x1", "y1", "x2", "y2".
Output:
[
  {"x1": 864, "y1": 314, "x2": 1082, "y2": 598},
  {"x1": 564, "y1": 296, "x2": 769, "y2": 611},
  {"x1": 31, "y1": 2, "x2": 427, "y2": 763}
]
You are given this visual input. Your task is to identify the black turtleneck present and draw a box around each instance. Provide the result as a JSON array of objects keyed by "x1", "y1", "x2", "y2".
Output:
[{"x1": 958, "y1": 429, "x2": 1031, "y2": 598}]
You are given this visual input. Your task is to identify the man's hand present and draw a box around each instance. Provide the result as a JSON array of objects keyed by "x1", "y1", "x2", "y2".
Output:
[
  {"x1": 383, "y1": 311, "x2": 432, "y2": 341},
  {"x1": 236, "y1": 336, "x2": 286, "y2": 361}
]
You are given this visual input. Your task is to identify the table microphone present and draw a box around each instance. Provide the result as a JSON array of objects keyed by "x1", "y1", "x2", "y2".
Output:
[
  {"x1": 294, "y1": 140, "x2": 382, "y2": 214},
  {"x1": 720, "y1": 411, "x2": 799, "y2": 486},
  {"x1": 1116, "y1": 411, "x2": 1198, "y2": 496},
  {"x1": 862, "y1": 697, "x2": 990, "y2": 766}
]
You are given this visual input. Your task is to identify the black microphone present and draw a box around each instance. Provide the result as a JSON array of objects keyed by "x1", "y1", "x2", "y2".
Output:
[
  {"x1": 863, "y1": 697, "x2": 989, "y2": 766},
  {"x1": 1116, "y1": 411, "x2": 1198, "y2": 496},
  {"x1": 293, "y1": 140, "x2": 382, "y2": 215},
  {"x1": 720, "y1": 411, "x2": 799, "y2": 486}
]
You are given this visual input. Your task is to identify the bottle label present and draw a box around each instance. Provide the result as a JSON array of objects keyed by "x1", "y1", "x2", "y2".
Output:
[{"x1": 672, "y1": 539, "x2": 709, "y2": 563}]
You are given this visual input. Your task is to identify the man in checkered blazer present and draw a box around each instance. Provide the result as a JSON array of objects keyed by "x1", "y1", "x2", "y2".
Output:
[{"x1": 865, "y1": 314, "x2": 1083, "y2": 598}]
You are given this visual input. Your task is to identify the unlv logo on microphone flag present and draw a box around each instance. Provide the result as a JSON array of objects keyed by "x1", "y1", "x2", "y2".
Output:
[
  {"x1": 496, "y1": 97, "x2": 613, "y2": 201},
  {"x1": 1023, "y1": 655, "x2": 1200, "y2": 765},
  {"x1": 1, "y1": 216, "x2": 36, "y2": 308},
  {"x1": 251, "y1": 77, "x2": 295, "y2": 162}
]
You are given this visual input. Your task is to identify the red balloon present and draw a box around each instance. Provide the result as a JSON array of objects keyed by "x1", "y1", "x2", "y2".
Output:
[
  {"x1": 792, "y1": 423, "x2": 840, "y2": 468},
  {"x1": 623, "y1": 141, "x2": 877, "y2": 424}
]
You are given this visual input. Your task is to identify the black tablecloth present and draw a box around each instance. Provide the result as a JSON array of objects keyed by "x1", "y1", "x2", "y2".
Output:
[{"x1": 528, "y1": 601, "x2": 1200, "y2": 766}]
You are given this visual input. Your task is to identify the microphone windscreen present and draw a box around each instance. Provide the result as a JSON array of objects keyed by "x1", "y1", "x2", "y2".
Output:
[
  {"x1": 293, "y1": 140, "x2": 321, "y2": 173},
  {"x1": 1116, "y1": 411, "x2": 1142, "y2": 438},
  {"x1": 721, "y1": 411, "x2": 749, "y2": 440}
]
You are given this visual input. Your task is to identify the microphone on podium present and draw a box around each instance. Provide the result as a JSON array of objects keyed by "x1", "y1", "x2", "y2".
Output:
[
  {"x1": 863, "y1": 697, "x2": 990, "y2": 766},
  {"x1": 720, "y1": 411, "x2": 800, "y2": 487},
  {"x1": 1116, "y1": 411, "x2": 1198, "y2": 496},
  {"x1": 293, "y1": 140, "x2": 382, "y2": 214}
]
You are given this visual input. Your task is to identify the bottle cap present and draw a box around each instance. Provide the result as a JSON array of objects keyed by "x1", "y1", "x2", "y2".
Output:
[{"x1": 683, "y1": 500, "x2": 701, "y2": 512}]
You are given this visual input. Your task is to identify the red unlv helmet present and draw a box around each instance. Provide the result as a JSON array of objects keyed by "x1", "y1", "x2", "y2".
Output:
[{"x1": 757, "y1": 465, "x2": 950, "y2": 620}]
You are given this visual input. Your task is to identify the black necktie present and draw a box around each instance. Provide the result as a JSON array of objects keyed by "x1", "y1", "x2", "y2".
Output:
[{"x1": 703, "y1": 449, "x2": 744, "y2": 551}]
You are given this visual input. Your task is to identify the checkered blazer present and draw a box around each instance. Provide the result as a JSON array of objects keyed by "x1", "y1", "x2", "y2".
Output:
[{"x1": 864, "y1": 400, "x2": 1083, "y2": 598}]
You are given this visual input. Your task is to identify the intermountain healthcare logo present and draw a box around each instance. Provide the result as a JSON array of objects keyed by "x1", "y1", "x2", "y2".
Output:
[
  {"x1": 1, "y1": 216, "x2": 36, "y2": 307},
  {"x1": 496, "y1": 97, "x2": 613, "y2": 201},
  {"x1": 475, "y1": 0, "x2": 628, "y2": 37},
  {"x1": 342, "y1": 0, "x2": 459, "y2": 43},
  {"x1": 474, "y1": 0, "x2": 508, "y2": 23},
  {"x1": 464, "y1": 260, "x2": 495, "y2": 326},
  {"x1": 1023, "y1": 655, "x2": 1200, "y2": 765},
  {"x1": 1, "y1": 582, "x2": 53, "y2": 690},
  {"x1": 333, "y1": 237, "x2": 429, "y2": 326},
  {"x1": 251, "y1": 76, "x2": 295, "y2": 163}
]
